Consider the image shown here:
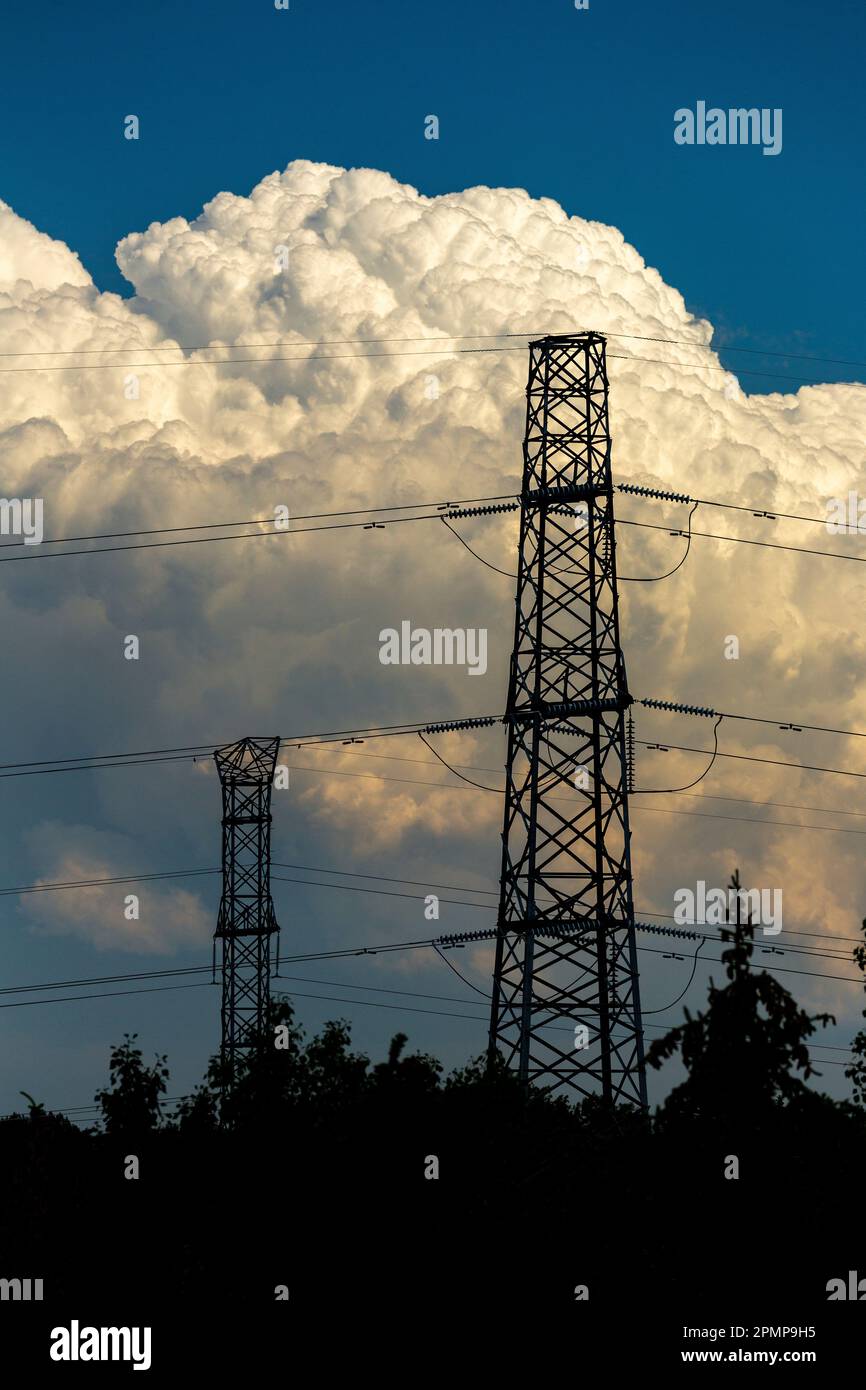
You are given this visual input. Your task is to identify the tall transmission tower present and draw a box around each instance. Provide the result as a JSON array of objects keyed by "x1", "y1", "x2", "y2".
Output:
[
  {"x1": 488, "y1": 331, "x2": 647, "y2": 1106},
  {"x1": 214, "y1": 736, "x2": 280, "y2": 1066}
]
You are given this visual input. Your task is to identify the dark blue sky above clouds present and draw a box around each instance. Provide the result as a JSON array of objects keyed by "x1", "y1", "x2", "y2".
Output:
[
  {"x1": 2, "y1": 0, "x2": 864, "y2": 391},
  {"x1": 0, "y1": 0, "x2": 864, "y2": 1119}
]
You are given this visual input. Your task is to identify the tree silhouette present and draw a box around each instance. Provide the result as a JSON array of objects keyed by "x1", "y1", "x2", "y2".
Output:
[
  {"x1": 173, "y1": 1000, "x2": 446, "y2": 1133},
  {"x1": 3, "y1": 960, "x2": 866, "y2": 1315},
  {"x1": 647, "y1": 868, "x2": 834, "y2": 1125},
  {"x1": 94, "y1": 1032, "x2": 169, "y2": 1136},
  {"x1": 370, "y1": 1031, "x2": 442, "y2": 1092},
  {"x1": 845, "y1": 917, "x2": 866, "y2": 1104}
]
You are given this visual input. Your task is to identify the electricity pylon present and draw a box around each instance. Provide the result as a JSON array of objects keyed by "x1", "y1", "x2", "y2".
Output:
[
  {"x1": 488, "y1": 331, "x2": 647, "y2": 1106},
  {"x1": 214, "y1": 736, "x2": 280, "y2": 1065}
]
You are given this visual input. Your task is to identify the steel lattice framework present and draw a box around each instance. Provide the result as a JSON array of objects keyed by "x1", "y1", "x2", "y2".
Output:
[
  {"x1": 488, "y1": 332, "x2": 647, "y2": 1106},
  {"x1": 214, "y1": 736, "x2": 280, "y2": 1063}
]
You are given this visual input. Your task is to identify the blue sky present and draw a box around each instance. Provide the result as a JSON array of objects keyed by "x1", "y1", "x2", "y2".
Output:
[{"x1": 2, "y1": 0, "x2": 864, "y2": 392}]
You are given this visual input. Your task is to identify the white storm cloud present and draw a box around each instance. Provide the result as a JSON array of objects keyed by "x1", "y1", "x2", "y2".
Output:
[{"x1": 0, "y1": 160, "x2": 862, "y2": 1043}]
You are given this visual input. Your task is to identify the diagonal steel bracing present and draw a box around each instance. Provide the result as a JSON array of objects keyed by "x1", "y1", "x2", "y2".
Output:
[
  {"x1": 214, "y1": 736, "x2": 280, "y2": 1065},
  {"x1": 488, "y1": 332, "x2": 647, "y2": 1106}
]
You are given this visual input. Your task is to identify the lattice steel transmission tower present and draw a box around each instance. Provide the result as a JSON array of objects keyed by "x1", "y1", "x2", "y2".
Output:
[
  {"x1": 214, "y1": 736, "x2": 280, "y2": 1065},
  {"x1": 488, "y1": 331, "x2": 647, "y2": 1106}
]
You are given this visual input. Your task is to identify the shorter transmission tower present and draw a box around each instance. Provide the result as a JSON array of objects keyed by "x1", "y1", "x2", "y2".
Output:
[{"x1": 214, "y1": 736, "x2": 280, "y2": 1066}]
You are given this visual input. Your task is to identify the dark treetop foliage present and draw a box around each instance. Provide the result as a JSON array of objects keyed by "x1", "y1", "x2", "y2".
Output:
[
  {"x1": 3, "y1": 870, "x2": 866, "y2": 1312},
  {"x1": 845, "y1": 917, "x2": 866, "y2": 1104},
  {"x1": 646, "y1": 869, "x2": 835, "y2": 1126}
]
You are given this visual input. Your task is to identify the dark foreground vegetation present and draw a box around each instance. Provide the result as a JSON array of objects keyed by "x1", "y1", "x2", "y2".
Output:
[{"x1": 2, "y1": 873, "x2": 866, "y2": 1344}]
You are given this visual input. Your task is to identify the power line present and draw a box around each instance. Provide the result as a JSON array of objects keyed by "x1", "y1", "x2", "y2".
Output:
[
  {"x1": 607, "y1": 330, "x2": 866, "y2": 373},
  {"x1": 271, "y1": 741, "x2": 866, "y2": 827},
  {"x1": 0, "y1": 342, "x2": 526, "y2": 374},
  {"x1": 3, "y1": 324, "x2": 863, "y2": 370},
  {"x1": 643, "y1": 939, "x2": 707, "y2": 1013},
  {"x1": 620, "y1": 483, "x2": 834, "y2": 532},
  {"x1": 270, "y1": 872, "x2": 503, "y2": 913},
  {"x1": 619, "y1": 514, "x2": 866, "y2": 568},
  {"x1": 0, "y1": 868, "x2": 219, "y2": 898},
  {"x1": 1, "y1": 474, "x2": 860, "y2": 572},
  {"x1": 0, "y1": 340, "x2": 848, "y2": 387},
  {"x1": 635, "y1": 800, "x2": 866, "y2": 839},
  {"x1": 634, "y1": 738, "x2": 866, "y2": 784},
  {"x1": 638, "y1": 785, "x2": 866, "y2": 823},
  {"x1": 270, "y1": 875, "x2": 859, "y2": 968},
  {"x1": 22, "y1": 714, "x2": 858, "y2": 836},
  {"x1": 620, "y1": 502, "x2": 700, "y2": 582},
  {"x1": 0, "y1": 461, "x2": 854, "y2": 565},
  {"x1": 0, "y1": 716, "x2": 462, "y2": 778},
  {"x1": 278, "y1": 967, "x2": 861, "y2": 1023},
  {"x1": 276, "y1": 755, "x2": 866, "y2": 828},
  {"x1": 273, "y1": 861, "x2": 497, "y2": 898},
  {"x1": 635, "y1": 939, "x2": 861, "y2": 986},
  {"x1": 447, "y1": 493, "x2": 866, "y2": 583},
  {"x1": 0, "y1": 492, "x2": 516, "y2": 553},
  {"x1": 0, "y1": 882, "x2": 860, "y2": 1005},
  {"x1": 0, "y1": 324, "x2": 860, "y2": 387},
  {"x1": 313, "y1": 748, "x2": 866, "y2": 834},
  {"x1": 0, "y1": 963, "x2": 857, "y2": 1030},
  {"x1": 633, "y1": 714, "x2": 723, "y2": 793},
  {"x1": 270, "y1": 860, "x2": 866, "y2": 948},
  {"x1": 0, "y1": 980, "x2": 215, "y2": 1010},
  {"x1": 2, "y1": 331, "x2": 537, "y2": 359},
  {"x1": 636, "y1": 696, "x2": 866, "y2": 762},
  {"x1": 0, "y1": 964, "x2": 215, "y2": 997},
  {"x1": 1, "y1": 1096, "x2": 187, "y2": 1121},
  {"x1": 439, "y1": 516, "x2": 517, "y2": 579},
  {"x1": 0, "y1": 845, "x2": 857, "y2": 958},
  {"x1": 0, "y1": 852, "x2": 858, "y2": 955},
  {"x1": 3, "y1": 695, "x2": 866, "y2": 794},
  {"x1": 1, "y1": 492, "x2": 861, "y2": 584},
  {"x1": 2, "y1": 958, "x2": 854, "y2": 1124},
  {"x1": 0, "y1": 504, "x2": 450, "y2": 564}
]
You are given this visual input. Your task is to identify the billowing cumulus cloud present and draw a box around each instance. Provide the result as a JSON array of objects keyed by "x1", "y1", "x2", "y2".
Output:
[
  {"x1": 0, "y1": 160, "x2": 864, "y2": 1076},
  {"x1": 18, "y1": 823, "x2": 211, "y2": 954}
]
